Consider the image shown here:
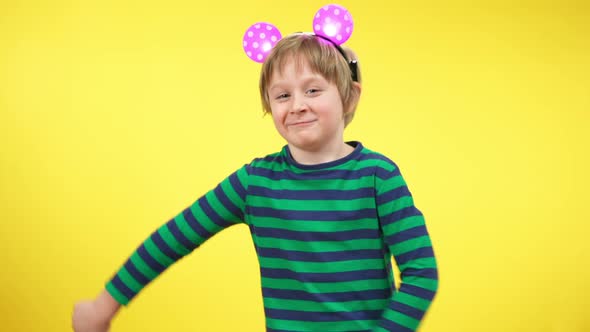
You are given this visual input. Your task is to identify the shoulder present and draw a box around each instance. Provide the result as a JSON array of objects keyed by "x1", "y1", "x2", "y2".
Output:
[
  {"x1": 243, "y1": 149, "x2": 286, "y2": 175},
  {"x1": 357, "y1": 144, "x2": 400, "y2": 174}
]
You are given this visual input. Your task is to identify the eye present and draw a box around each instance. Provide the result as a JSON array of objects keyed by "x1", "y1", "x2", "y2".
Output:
[
  {"x1": 306, "y1": 88, "x2": 320, "y2": 95},
  {"x1": 275, "y1": 93, "x2": 290, "y2": 100}
]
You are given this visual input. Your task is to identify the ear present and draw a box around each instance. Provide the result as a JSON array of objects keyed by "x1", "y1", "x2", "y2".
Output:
[{"x1": 348, "y1": 81, "x2": 362, "y2": 112}]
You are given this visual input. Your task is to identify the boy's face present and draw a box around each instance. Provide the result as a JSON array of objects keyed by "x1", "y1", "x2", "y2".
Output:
[{"x1": 268, "y1": 58, "x2": 346, "y2": 152}]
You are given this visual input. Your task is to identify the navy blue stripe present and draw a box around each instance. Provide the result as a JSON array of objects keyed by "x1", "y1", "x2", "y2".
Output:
[
  {"x1": 123, "y1": 259, "x2": 150, "y2": 285},
  {"x1": 198, "y1": 196, "x2": 234, "y2": 229},
  {"x1": 250, "y1": 166, "x2": 377, "y2": 181},
  {"x1": 151, "y1": 231, "x2": 182, "y2": 261},
  {"x1": 255, "y1": 227, "x2": 380, "y2": 242},
  {"x1": 248, "y1": 206, "x2": 376, "y2": 221},
  {"x1": 377, "y1": 318, "x2": 413, "y2": 332},
  {"x1": 268, "y1": 329, "x2": 370, "y2": 332},
  {"x1": 260, "y1": 154, "x2": 285, "y2": 164},
  {"x1": 395, "y1": 246, "x2": 435, "y2": 266},
  {"x1": 381, "y1": 206, "x2": 422, "y2": 227},
  {"x1": 213, "y1": 184, "x2": 243, "y2": 220},
  {"x1": 389, "y1": 300, "x2": 425, "y2": 321},
  {"x1": 137, "y1": 244, "x2": 166, "y2": 273},
  {"x1": 262, "y1": 287, "x2": 391, "y2": 302},
  {"x1": 261, "y1": 268, "x2": 388, "y2": 283},
  {"x1": 359, "y1": 151, "x2": 391, "y2": 163},
  {"x1": 375, "y1": 166, "x2": 400, "y2": 181},
  {"x1": 228, "y1": 171, "x2": 247, "y2": 200},
  {"x1": 400, "y1": 283, "x2": 437, "y2": 301},
  {"x1": 376, "y1": 185, "x2": 410, "y2": 206},
  {"x1": 257, "y1": 247, "x2": 383, "y2": 262},
  {"x1": 385, "y1": 225, "x2": 428, "y2": 245},
  {"x1": 167, "y1": 219, "x2": 197, "y2": 251},
  {"x1": 401, "y1": 268, "x2": 438, "y2": 280},
  {"x1": 264, "y1": 307, "x2": 383, "y2": 322},
  {"x1": 249, "y1": 186, "x2": 375, "y2": 200},
  {"x1": 111, "y1": 275, "x2": 135, "y2": 300},
  {"x1": 183, "y1": 207, "x2": 214, "y2": 240}
]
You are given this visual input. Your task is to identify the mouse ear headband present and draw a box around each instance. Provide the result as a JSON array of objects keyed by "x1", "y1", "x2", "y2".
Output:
[{"x1": 242, "y1": 4, "x2": 358, "y2": 82}]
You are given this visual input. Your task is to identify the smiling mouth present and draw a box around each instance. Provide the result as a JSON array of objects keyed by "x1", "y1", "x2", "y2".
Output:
[{"x1": 288, "y1": 120, "x2": 317, "y2": 126}]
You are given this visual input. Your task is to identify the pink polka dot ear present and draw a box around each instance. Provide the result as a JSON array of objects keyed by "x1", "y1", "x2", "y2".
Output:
[
  {"x1": 312, "y1": 4, "x2": 354, "y2": 45},
  {"x1": 243, "y1": 22, "x2": 282, "y2": 63}
]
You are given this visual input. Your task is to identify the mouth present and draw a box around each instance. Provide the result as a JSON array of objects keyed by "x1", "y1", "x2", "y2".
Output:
[{"x1": 288, "y1": 119, "x2": 317, "y2": 127}]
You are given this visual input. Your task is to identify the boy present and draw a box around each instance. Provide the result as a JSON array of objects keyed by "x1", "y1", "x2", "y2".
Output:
[{"x1": 73, "y1": 33, "x2": 438, "y2": 332}]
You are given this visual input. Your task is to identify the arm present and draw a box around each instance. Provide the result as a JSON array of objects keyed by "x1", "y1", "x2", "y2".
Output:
[
  {"x1": 73, "y1": 166, "x2": 249, "y2": 329},
  {"x1": 373, "y1": 161, "x2": 439, "y2": 332}
]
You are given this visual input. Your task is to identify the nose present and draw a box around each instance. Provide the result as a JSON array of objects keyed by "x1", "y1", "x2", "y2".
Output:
[{"x1": 290, "y1": 94, "x2": 309, "y2": 113}]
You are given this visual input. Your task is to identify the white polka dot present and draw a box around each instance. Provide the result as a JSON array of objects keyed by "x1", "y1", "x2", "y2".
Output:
[
  {"x1": 257, "y1": 54, "x2": 263, "y2": 61},
  {"x1": 248, "y1": 31, "x2": 253, "y2": 38},
  {"x1": 322, "y1": 6, "x2": 329, "y2": 11},
  {"x1": 271, "y1": 35, "x2": 277, "y2": 42},
  {"x1": 346, "y1": 27, "x2": 351, "y2": 33},
  {"x1": 334, "y1": 9, "x2": 340, "y2": 15},
  {"x1": 316, "y1": 13, "x2": 320, "y2": 18},
  {"x1": 314, "y1": 24, "x2": 320, "y2": 31},
  {"x1": 247, "y1": 51, "x2": 252, "y2": 57},
  {"x1": 255, "y1": 24, "x2": 260, "y2": 29},
  {"x1": 336, "y1": 35, "x2": 342, "y2": 41},
  {"x1": 266, "y1": 25, "x2": 272, "y2": 30},
  {"x1": 253, "y1": 42, "x2": 259, "y2": 49},
  {"x1": 344, "y1": 15, "x2": 349, "y2": 21},
  {"x1": 243, "y1": 41, "x2": 248, "y2": 47},
  {"x1": 260, "y1": 33, "x2": 266, "y2": 39}
]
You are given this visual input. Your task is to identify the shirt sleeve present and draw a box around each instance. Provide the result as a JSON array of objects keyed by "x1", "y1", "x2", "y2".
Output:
[
  {"x1": 105, "y1": 166, "x2": 249, "y2": 305},
  {"x1": 372, "y1": 160, "x2": 439, "y2": 332}
]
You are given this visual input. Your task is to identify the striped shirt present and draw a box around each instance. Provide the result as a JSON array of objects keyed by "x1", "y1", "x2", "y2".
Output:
[{"x1": 106, "y1": 142, "x2": 438, "y2": 331}]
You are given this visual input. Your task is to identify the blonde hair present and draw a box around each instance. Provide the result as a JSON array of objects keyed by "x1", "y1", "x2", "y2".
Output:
[{"x1": 259, "y1": 34, "x2": 361, "y2": 127}]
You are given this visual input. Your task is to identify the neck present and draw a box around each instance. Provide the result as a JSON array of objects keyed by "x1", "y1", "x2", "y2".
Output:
[{"x1": 288, "y1": 141, "x2": 354, "y2": 165}]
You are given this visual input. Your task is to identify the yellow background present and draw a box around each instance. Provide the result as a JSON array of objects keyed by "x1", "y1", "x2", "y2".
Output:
[{"x1": 1, "y1": 0, "x2": 588, "y2": 331}]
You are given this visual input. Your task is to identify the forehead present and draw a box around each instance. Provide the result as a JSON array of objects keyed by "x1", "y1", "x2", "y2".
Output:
[{"x1": 269, "y1": 55, "x2": 325, "y2": 83}]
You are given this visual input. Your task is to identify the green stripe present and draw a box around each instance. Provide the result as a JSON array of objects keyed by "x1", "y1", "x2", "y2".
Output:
[
  {"x1": 261, "y1": 277, "x2": 389, "y2": 293},
  {"x1": 249, "y1": 175, "x2": 374, "y2": 191},
  {"x1": 106, "y1": 282, "x2": 129, "y2": 305},
  {"x1": 220, "y1": 177, "x2": 245, "y2": 210},
  {"x1": 144, "y1": 238, "x2": 174, "y2": 267},
  {"x1": 174, "y1": 213, "x2": 204, "y2": 245},
  {"x1": 205, "y1": 189, "x2": 240, "y2": 222},
  {"x1": 394, "y1": 292, "x2": 431, "y2": 311},
  {"x1": 382, "y1": 215, "x2": 425, "y2": 236},
  {"x1": 188, "y1": 199, "x2": 221, "y2": 234},
  {"x1": 259, "y1": 256, "x2": 386, "y2": 273},
  {"x1": 255, "y1": 237, "x2": 382, "y2": 252},
  {"x1": 159, "y1": 224, "x2": 190, "y2": 256},
  {"x1": 376, "y1": 175, "x2": 405, "y2": 194},
  {"x1": 251, "y1": 216, "x2": 377, "y2": 232},
  {"x1": 378, "y1": 196, "x2": 415, "y2": 216},
  {"x1": 266, "y1": 317, "x2": 377, "y2": 331},
  {"x1": 248, "y1": 196, "x2": 375, "y2": 211},
  {"x1": 382, "y1": 308, "x2": 420, "y2": 330},
  {"x1": 398, "y1": 257, "x2": 437, "y2": 272},
  {"x1": 130, "y1": 252, "x2": 157, "y2": 280},
  {"x1": 389, "y1": 236, "x2": 432, "y2": 256},
  {"x1": 404, "y1": 275, "x2": 438, "y2": 292},
  {"x1": 236, "y1": 166, "x2": 249, "y2": 191},
  {"x1": 264, "y1": 297, "x2": 389, "y2": 312},
  {"x1": 118, "y1": 266, "x2": 143, "y2": 293}
]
